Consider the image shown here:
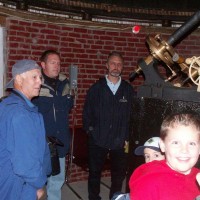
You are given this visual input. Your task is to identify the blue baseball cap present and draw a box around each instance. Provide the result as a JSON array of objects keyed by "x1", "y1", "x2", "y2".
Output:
[{"x1": 6, "y1": 59, "x2": 41, "y2": 89}]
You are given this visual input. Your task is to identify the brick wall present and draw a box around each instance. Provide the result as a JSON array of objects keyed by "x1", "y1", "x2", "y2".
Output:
[
  {"x1": 66, "y1": 162, "x2": 110, "y2": 183},
  {"x1": 3, "y1": 14, "x2": 200, "y2": 182},
  {"x1": 5, "y1": 17, "x2": 200, "y2": 126}
]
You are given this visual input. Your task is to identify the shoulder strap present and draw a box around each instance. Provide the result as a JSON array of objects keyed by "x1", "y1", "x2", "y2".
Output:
[{"x1": 0, "y1": 96, "x2": 8, "y2": 103}]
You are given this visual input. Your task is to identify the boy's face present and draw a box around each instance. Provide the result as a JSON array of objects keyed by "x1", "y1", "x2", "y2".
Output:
[
  {"x1": 144, "y1": 148, "x2": 165, "y2": 163},
  {"x1": 160, "y1": 125, "x2": 200, "y2": 175}
]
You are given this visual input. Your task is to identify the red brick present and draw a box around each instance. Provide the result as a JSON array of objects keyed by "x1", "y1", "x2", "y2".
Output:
[
  {"x1": 9, "y1": 19, "x2": 19, "y2": 25},
  {"x1": 47, "y1": 24, "x2": 61, "y2": 30},
  {"x1": 68, "y1": 32, "x2": 81, "y2": 38},
  {"x1": 106, "y1": 31, "x2": 119, "y2": 36},
  {"x1": 19, "y1": 21, "x2": 31, "y2": 26},
  {"x1": 8, "y1": 30, "x2": 17, "y2": 35},
  {"x1": 17, "y1": 31, "x2": 31, "y2": 37},
  {"x1": 9, "y1": 42, "x2": 19, "y2": 48},
  {"x1": 40, "y1": 29, "x2": 55, "y2": 34},
  {"x1": 69, "y1": 43, "x2": 82, "y2": 48},
  {"x1": 32, "y1": 22, "x2": 47, "y2": 28},
  {"x1": 26, "y1": 27, "x2": 39, "y2": 33},
  {"x1": 62, "y1": 26, "x2": 74, "y2": 31},
  {"x1": 120, "y1": 32, "x2": 132, "y2": 37},
  {"x1": 99, "y1": 35, "x2": 113, "y2": 41},
  {"x1": 48, "y1": 40, "x2": 60, "y2": 45},
  {"x1": 92, "y1": 30, "x2": 106, "y2": 35},
  {"x1": 74, "y1": 28, "x2": 88, "y2": 34},
  {"x1": 46, "y1": 35, "x2": 60, "y2": 40},
  {"x1": 91, "y1": 44, "x2": 103, "y2": 49},
  {"x1": 8, "y1": 36, "x2": 24, "y2": 42},
  {"x1": 82, "y1": 34, "x2": 91, "y2": 39}
]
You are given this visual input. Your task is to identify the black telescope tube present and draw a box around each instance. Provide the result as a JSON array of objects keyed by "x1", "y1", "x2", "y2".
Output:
[
  {"x1": 129, "y1": 71, "x2": 139, "y2": 82},
  {"x1": 167, "y1": 10, "x2": 200, "y2": 46}
]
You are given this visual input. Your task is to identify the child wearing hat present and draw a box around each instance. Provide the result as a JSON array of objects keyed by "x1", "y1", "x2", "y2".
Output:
[
  {"x1": 134, "y1": 137, "x2": 165, "y2": 163},
  {"x1": 111, "y1": 137, "x2": 165, "y2": 200}
]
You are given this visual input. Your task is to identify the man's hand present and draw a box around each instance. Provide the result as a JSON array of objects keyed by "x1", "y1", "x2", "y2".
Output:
[
  {"x1": 124, "y1": 141, "x2": 129, "y2": 153},
  {"x1": 196, "y1": 173, "x2": 200, "y2": 185},
  {"x1": 36, "y1": 187, "x2": 47, "y2": 200}
]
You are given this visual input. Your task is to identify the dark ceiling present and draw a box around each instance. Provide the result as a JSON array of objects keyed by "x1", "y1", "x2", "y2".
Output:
[
  {"x1": 84, "y1": 0, "x2": 199, "y2": 11},
  {"x1": 0, "y1": 0, "x2": 200, "y2": 25}
]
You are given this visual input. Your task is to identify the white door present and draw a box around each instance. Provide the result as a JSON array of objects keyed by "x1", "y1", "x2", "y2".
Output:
[{"x1": 0, "y1": 27, "x2": 6, "y2": 98}]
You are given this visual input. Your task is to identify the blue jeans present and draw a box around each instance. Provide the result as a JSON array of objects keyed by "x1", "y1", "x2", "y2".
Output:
[
  {"x1": 88, "y1": 138, "x2": 127, "y2": 200},
  {"x1": 47, "y1": 157, "x2": 65, "y2": 200}
]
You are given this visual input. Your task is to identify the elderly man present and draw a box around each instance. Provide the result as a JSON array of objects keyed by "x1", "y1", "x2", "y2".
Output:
[{"x1": 0, "y1": 59, "x2": 51, "y2": 200}]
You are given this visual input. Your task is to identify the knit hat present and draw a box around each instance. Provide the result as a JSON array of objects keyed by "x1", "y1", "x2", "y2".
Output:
[
  {"x1": 6, "y1": 59, "x2": 41, "y2": 89},
  {"x1": 134, "y1": 137, "x2": 161, "y2": 156}
]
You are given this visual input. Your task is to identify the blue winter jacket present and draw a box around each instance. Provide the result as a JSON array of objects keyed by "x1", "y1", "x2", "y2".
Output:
[
  {"x1": 33, "y1": 73, "x2": 74, "y2": 157},
  {"x1": 0, "y1": 90, "x2": 51, "y2": 200}
]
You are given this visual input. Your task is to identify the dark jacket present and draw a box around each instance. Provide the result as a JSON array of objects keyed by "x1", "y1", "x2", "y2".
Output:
[
  {"x1": 83, "y1": 77, "x2": 135, "y2": 149},
  {"x1": 0, "y1": 90, "x2": 51, "y2": 200},
  {"x1": 33, "y1": 73, "x2": 73, "y2": 157}
]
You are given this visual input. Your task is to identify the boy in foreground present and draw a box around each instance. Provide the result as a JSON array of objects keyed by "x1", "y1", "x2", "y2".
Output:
[{"x1": 129, "y1": 112, "x2": 200, "y2": 200}]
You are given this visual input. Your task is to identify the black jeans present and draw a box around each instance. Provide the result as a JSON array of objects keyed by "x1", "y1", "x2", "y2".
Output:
[{"x1": 88, "y1": 138, "x2": 127, "y2": 200}]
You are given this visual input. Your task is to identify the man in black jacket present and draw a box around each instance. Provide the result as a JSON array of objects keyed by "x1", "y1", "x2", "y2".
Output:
[
  {"x1": 33, "y1": 50, "x2": 73, "y2": 200},
  {"x1": 83, "y1": 51, "x2": 135, "y2": 200}
]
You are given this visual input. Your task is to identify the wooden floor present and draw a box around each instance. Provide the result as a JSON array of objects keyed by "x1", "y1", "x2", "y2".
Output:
[{"x1": 61, "y1": 177, "x2": 126, "y2": 200}]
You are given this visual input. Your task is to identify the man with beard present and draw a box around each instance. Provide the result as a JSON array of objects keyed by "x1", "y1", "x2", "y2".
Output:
[{"x1": 83, "y1": 51, "x2": 135, "y2": 200}]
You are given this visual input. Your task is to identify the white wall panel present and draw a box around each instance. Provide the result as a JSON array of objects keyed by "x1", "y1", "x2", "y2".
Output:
[{"x1": 0, "y1": 27, "x2": 6, "y2": 98}]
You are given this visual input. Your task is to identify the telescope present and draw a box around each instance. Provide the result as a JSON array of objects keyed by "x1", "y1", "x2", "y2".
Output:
[
  {"x1": 127, "y1": 10, "x2": 200, "y2": 180},
  {"x1": 129, "y1": 11, "x2": 200, "y2": 98}
]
